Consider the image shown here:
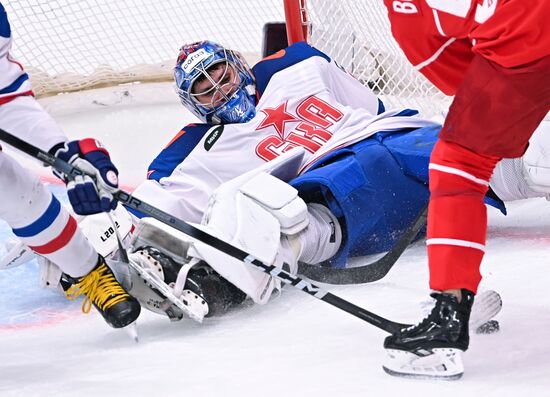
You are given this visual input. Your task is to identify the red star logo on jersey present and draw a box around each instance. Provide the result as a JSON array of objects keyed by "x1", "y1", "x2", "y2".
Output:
[{"x1": 256, "y1": 102, "x2": 298, "y2": 138}]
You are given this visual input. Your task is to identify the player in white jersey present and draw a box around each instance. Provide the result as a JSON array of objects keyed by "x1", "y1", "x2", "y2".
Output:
[
  {"x1": 125, "y1": 40, "x2": 550, "y2": 318},
  {"x1": 0, "y1": 3, "x2": 140, "y2": 328}
]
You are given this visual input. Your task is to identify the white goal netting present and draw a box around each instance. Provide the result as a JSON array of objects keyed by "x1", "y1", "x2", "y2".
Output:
[
  {"x1": 301, "y1": 0, "x2": 451, "y2": 117},
  {"x1": 5, "y1": 0, "x2": 284, "y2": 97},
  {"x1": 4, "y1": 0, "x2": 450, "y2": 117}
]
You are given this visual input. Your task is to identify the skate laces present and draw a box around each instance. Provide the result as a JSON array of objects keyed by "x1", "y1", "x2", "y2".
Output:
[
  {"x1": 65, "y1": 262, "x2": 129, "y2": 313},
  {"x1": 403, "y1": 293, "x2": 446, "y2": 332}
]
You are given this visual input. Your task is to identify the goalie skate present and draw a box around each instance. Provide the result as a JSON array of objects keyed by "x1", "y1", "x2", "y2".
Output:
[
  {"x1": 127, "y1": 250, "x2": 208, "y2": 323},
  {"x1": 132, "y1": 247, "x2": 247, "y2": 318},
  {"x1": 126, "y1": 216, "x2": 247, "y2": 322}
]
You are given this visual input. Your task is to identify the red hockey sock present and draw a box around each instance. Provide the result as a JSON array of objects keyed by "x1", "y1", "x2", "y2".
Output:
[{"x1": 427, "y1": 140, "x2": 500, "y2": 293}]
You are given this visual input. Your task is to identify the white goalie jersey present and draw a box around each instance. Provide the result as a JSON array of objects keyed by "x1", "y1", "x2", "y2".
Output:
[{"x1": 132, "y1": 42, "x2": 439, "y2": 224}]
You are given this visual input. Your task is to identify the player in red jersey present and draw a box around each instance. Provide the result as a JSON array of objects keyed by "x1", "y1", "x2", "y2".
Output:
[{"x1": 381, "y1": 0, "x2": 550, "y2": 379}]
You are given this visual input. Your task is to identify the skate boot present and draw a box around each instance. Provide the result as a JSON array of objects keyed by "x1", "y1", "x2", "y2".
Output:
[
  {"x1": 383, "y1": 289, "x2": 475, "y2": 380},
  {"x1": 139, "y1": 247, "x2": 247, "y2": 318},
  {"x1": 64, "y1": 255, "x2": 141, "y2": 328},
  {"x1": 184, "y1": 261, "x2": 248, "y2": 317}
]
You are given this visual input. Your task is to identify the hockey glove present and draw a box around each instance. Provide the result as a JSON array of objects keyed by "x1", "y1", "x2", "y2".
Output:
[{"x1": 54, "y1": 138, "x2": 119, "y2": 215}]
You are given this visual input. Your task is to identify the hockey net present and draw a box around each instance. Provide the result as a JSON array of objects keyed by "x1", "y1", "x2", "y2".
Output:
[
  {"x1": 5, "y1": 0, "x2": 450, "y2": 117},
  {"x1": 5, "y1": 0, "x2": 284, "y2": 97},
  {"x1": 286, "y1": 0, "x2": 451, "y2": 117}
]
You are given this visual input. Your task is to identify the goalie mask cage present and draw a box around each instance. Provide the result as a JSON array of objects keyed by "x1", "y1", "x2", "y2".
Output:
[{"x1": 5, "y1": 0, "x2": 450, "y2": 117}]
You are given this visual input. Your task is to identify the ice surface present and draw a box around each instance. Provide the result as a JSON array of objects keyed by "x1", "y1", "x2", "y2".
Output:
[{"x1": 1, "y1": 84, "x2": 549, "y2": 397}]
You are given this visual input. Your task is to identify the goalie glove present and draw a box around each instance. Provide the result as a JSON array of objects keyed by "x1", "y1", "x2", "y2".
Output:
[{"x1": 53, "y1": 138, "x2": 119, "y2": 215}]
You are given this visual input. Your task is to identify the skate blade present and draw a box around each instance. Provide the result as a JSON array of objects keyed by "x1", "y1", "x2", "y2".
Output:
[{"x1": 383, "y1": 348, "x2": 464, "y2": 380}]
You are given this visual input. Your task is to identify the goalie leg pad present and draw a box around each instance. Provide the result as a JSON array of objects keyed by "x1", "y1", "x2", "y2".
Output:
[
  {"x1": 239, "y1": 171, "x2": 309, "y2": 235},
  {"x1": 0, "y1": 239, "x2": 35, "y2": 270},
  {"x1": 190, "y1": 201, "x2": 282, "y2": 304},
  {"x1": 193, "y1": 167, "x2": 311, "y2": 304},
  {"x1": 491, "y1": 115, "x2": 550, "y2": 201},
  {"x1": 129, "y1": 217, "x2": 193, "y2": 264},
  {"x1": 520, "y1": 115, "x2": 550, "y2": 197},
  {"x1": 38, "y1": 257, "x2": 63, "y2": 290},
  {"x1": 76, "y1": 204, "x2": 134, "y2": 259},
  {"x1": 491, "y1": 157, "x2": 538, "y2": 201}
]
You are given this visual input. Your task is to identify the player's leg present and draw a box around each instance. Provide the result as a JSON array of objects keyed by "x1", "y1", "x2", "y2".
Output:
[
  {"x1": 429, "y1": 53, "x2": 550, "y2": 293},
  {"x1": 384, "y1": 52, "x2": 550, "y2": 379},
  {"x1": 0, "y1": 151, "x2": 140, "y2": 327}
]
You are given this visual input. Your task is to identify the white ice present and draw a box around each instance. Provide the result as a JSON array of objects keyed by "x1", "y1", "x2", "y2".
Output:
[{"x1": 1, "y1": 83, "x2": 549, "y2": 397}]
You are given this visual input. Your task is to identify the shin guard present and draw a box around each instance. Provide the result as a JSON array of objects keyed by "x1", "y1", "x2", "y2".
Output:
[{"x1": 427, "y1": 140, "x2": 500, "y2": 293}]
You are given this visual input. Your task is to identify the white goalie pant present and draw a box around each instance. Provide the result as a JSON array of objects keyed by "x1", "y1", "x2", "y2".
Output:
[{"x1": 491, "y1": 113, "x2": 550, "y2": 201}]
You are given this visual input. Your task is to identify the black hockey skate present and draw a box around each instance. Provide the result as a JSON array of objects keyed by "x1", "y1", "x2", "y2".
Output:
[
  {"x1": 63, "y1": 255, "x2": 141, "y2": 328},
  {"x1": 383, "y1": 289, "x2": 475, "y2": 380},
  {"x1": 140, "y1": 247, "x2": 247, "y2": 318}
]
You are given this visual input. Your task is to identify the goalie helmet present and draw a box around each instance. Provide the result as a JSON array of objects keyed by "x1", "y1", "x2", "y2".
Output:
[{"x1": 174, "y1": 41, "x2": 256, "y2": 124}]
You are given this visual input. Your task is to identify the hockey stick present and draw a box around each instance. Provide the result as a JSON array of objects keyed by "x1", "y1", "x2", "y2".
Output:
[
  {"x1": 297, "y1": 205, "x2": 428, "y2": 285},
  {"x1": 0, "y1": 128, "x2": 410, "y2": 334}
]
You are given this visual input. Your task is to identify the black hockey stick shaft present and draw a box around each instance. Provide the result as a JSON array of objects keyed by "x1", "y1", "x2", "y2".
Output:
[
  {"x1": 298, "y1": 205, "x2": 428, "y2": 285},
  {"x1": 0, "y1": 128, "x2": 409, "y2": 334}
]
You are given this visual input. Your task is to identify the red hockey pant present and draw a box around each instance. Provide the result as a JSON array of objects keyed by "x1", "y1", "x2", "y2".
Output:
[{"x1": 427, "y1": 140, "x2": 499, "y2": 293}]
